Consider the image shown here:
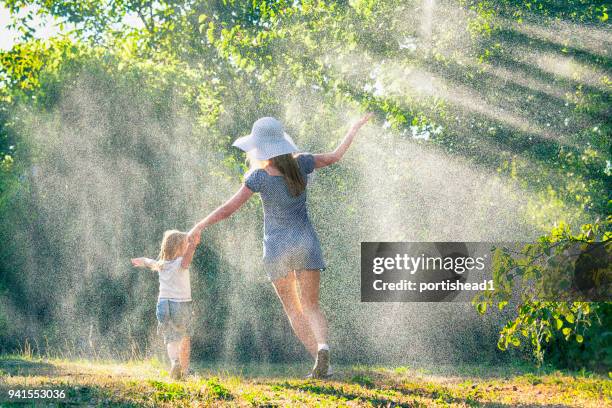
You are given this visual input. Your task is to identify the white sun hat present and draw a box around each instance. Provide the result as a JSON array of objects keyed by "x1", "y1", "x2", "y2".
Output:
[{"x1": 232, "y1": 117, "x2": 299, "y2": 160}]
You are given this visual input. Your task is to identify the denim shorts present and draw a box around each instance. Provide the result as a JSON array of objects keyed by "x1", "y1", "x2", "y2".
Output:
[{"x1": 156, "y1": 299, "x2": 193, "y2": 344}]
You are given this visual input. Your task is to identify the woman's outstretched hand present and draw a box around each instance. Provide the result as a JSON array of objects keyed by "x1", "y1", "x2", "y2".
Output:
[
  {"x1": 355, "y1": 112, "x2": 374, "y2": 128},
  {"x1": 313, "y1": 112, "x2": 375, "y2": 169}
]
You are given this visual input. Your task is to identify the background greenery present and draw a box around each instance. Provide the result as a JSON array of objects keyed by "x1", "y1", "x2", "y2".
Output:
[{"x1": 0, "y1": 0, "x2": 609, "y2": 370}]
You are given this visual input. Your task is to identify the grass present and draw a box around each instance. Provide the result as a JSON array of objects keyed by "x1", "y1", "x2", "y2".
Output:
[{"x1": 0, "y1": 356, "x2": 610, "y2": 407}]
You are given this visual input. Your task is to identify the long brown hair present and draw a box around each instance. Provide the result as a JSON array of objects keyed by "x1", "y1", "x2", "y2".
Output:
[{"x1": 272, "y1": 154, "x2": 306, "y2": 196}]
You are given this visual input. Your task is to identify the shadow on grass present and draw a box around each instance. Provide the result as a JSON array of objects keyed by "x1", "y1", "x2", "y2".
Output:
[
  {"x1": 274, "y1": 380, "x2": 418, "y2": 408},
  {"x1": 268, "y1": 361, "x2": 600, "y2": 408},
  {"x1": 273, "y1": 378, "x2": 572, "y2": 408},
  {"x1": 0, "y1": 356, "x2": 58, "y2": 376},
  {"x1": 0, "y1": 356, "x2": 143, "y2": 406}
]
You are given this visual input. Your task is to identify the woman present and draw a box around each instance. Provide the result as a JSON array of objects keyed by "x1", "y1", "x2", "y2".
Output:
[{"x1": 190, "y1": 113, "x2": 373, "y2": 378}]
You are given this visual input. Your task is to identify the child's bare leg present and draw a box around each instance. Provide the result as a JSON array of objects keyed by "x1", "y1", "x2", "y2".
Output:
[
  {"x1": 167, "y1": 341, "x2": 182, "y2": 379},
  {"x1": 167, "y1": 341, "x2": 180, "y2": 362},
  {"x1": 179, "y1": 336, "x2": 191, "y2": 374}
]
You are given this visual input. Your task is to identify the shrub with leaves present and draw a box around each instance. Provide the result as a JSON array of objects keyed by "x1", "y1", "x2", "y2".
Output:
[{"x1": 474, "y1": 218, "x2": 611, "y2": 369}]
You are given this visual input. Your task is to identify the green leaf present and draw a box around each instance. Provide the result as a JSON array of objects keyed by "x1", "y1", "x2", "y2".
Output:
[
  {"x1": 206, "y1": 22, "x2": 216, "y2": 44},
  {"x1": 477, "y1": 303, "x2": 487, "y2": 314}
]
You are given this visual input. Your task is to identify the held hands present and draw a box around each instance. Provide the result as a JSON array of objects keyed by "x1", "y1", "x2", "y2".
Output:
[
  {"x1": 190, "y1": 231, "x2": 201, "y2": 246},
  {"x1": 187, "y1": 226, "x2": 203, "y2": 246}
]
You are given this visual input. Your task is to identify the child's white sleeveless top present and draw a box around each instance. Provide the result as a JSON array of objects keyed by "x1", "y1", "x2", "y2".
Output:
[{"x1": 158, "y1": 257, "x2": 191, "y2": 301}]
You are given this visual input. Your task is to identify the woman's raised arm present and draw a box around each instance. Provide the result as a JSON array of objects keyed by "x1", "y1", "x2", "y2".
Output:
[
  {"x1": 189, "y1": 184, "x2": 253, "y2": 237},
  {"x1": 313, "y1": 112, "x2": 373, "y2": 168}
]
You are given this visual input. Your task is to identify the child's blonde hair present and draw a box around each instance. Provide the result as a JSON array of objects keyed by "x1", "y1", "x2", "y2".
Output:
[{"x1": 158, "y1": 230, "x2": 188, "y2": 262}]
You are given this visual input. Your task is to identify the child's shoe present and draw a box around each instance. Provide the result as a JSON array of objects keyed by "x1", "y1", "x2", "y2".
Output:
[{"x1": 170, "y1": 360, "x2": 183, "y2": 380}]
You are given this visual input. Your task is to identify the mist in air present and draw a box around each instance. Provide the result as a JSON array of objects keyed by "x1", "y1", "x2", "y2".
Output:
[{"x1": 1, "y1": 0, "x2": 607, "y2": 367}]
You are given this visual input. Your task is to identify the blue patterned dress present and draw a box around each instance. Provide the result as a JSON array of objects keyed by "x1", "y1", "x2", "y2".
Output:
[{"x1": 245, "y1": 153, "x2": 326, "y2": 281}]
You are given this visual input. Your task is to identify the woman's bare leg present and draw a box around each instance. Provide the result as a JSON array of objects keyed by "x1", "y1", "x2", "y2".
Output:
[
  {"x1": 296, "y1": 269, "x2": 331, "y2": 378},
  {"x1": 272, "y1": 271, "x2": 318, "y2": 358},
  {"x1": 295, "y1": 270, "x2": 328, "y2": 345}
]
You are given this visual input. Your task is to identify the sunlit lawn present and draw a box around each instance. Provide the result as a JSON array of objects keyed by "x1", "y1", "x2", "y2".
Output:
[{"x1": 0, "y1": 356, "x2": 610, "y2": 407}]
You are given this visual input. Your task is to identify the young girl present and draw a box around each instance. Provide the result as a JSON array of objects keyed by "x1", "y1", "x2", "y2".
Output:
[
  {"x1": 189, "y1": 113, "x2": 372, "y2": 378},
  {"x1": 131, "y1": 229, "x2": 199, "y2": 379}
]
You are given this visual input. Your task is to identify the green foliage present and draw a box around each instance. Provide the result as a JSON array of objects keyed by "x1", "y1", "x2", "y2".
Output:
[
  {"x1": 0, "y1": 0, "x2": 609, "y2": 364},
  {"x1": 148, "y1": 380, "x2": 189, "y2": 402},
  {"x1": 204, "y1": 377, "x2": 233, "y2": 400},
  {"x1": 350, "y1": 374, "x2": 375, "y2": 388},
  {"x1": 474, "y1": 219, "x2": 611, "y2": 369},
  {"x1": 3, "y1": 357, "x2": 610, "y2": 406},
  {"x1": 461, "y1": 0, "x2": 610, "y2": 24}
]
